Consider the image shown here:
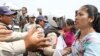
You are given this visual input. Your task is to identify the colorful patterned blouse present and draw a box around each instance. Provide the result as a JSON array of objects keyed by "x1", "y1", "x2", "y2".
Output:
[{"x1": 71, "y1": 32, "x2": 100, "y2": 56}]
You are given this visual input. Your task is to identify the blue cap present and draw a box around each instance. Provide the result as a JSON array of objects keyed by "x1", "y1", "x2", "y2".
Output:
[
  {"x1": 36, "y1": 15, "x2": 47, "y2": 22},
  {"x1": 0, "y1": 6, "x2": 16, "y2": 15},
  {"x1": 37, "y1": 15, "x2": 45, "y2": 20}
]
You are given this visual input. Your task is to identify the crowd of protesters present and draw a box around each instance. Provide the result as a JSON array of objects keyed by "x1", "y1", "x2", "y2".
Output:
[{"x1": 0, "y1": 3, "x2": 100, "y2": 56}]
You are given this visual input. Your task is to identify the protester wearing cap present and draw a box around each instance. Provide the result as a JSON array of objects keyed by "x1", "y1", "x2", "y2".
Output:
[
  {"x1": 0, "y1": 6, "x2": 50, "y2": 56},
  {"x1": 0, "y1": 6, "x2": 17, "y2": 28},
  {"x1": 34, "y1": 16, "x2": 60, "y2": 56},
  {"x1": 36, "y1": 15, "x2": 47, "y2": 28},
  {"x1": 23, "y1": 14, "x2": 36, "y2": 32}
]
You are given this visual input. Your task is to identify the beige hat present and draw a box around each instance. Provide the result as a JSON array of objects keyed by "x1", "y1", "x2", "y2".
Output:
[
  {"x1": 3, "y1": 3, "x2": 19, "y2": 10},
  {"x1": 47, "y1": 15, "x2": 58, "y2": 27},
  {"x1": 28, "y1": 14, "x2": 35, "y2": 18}
]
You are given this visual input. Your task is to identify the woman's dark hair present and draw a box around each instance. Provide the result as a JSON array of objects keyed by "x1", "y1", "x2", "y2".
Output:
[
  {"x1": 83, "y1": 5, "x2": 100, "y2": 33},
  {"x1": 66, "y1": 19, "x2": 76, "y2": 33},
  {"x1": 22, "y1": 7, "x2": 27, "y2": 13},
  {"x1": 22, "y1": 7, "x2": 27, "y2": 10}
]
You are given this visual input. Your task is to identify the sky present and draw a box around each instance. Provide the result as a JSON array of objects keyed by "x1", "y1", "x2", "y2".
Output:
[{"x1": 0, "y1": 0, "x2": 100, "y2": 20}]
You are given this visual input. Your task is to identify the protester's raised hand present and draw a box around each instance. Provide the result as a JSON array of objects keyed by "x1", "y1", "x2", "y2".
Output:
[
  {"x1": 0, "y1": 25, "x2": 7, "y2": 29},
  {"x1": 62, "y1": 47, "x2": 71, "y2": 56},
  {"x1": 24, "y1": 25, "x2": 51, "y2": 51}
]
